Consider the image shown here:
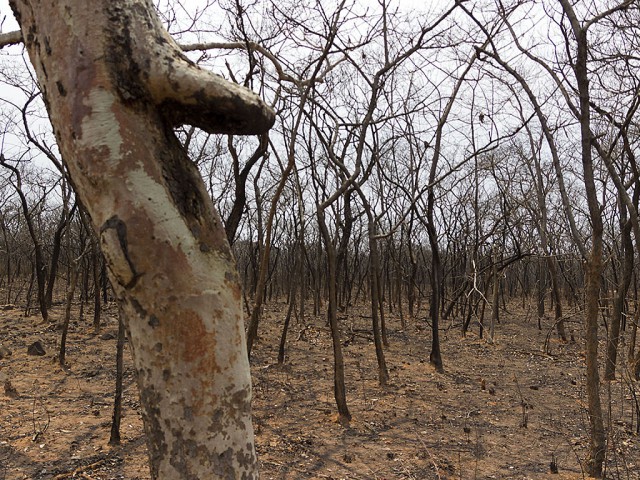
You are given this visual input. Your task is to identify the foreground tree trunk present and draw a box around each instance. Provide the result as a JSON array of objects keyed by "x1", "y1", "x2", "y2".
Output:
[{"x1": 9, "y1": 1, "x2": 274, "y2": 478}]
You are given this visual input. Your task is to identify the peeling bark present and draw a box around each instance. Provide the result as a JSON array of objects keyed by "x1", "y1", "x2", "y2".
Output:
[{"x1": 9, "y1": 0, "x2": 274, "y2": 478}]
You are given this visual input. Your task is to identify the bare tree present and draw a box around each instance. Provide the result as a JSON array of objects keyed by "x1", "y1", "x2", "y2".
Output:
[
  {"x1": 0, "y1": 157, "x2": 49, "y2": 322},
  {"x1": 244, "y1": 0, "x2": 346, "y2": 358}
]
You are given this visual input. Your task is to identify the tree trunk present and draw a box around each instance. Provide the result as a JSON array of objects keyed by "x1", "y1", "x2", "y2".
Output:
[
  {"x1": 109, "y1": 306, "x2": 126, "y2": 445},
  {"x1": 426, "y1": 219, "x2": 444, "y2": 371},
  {"x1": 317, "y1": 210, "x2": 351, "y2": 425},
  {"x1": 9, "y1": 1, "x2": 274, "y2": 478},
  {"x1": 556, "y1": 4, "x2": 606, "y2": 474},
  {"x1": 59, "y1": 264, "x2": 79, "y2": 366},
  {"x1": 537, "y1": 259, "x2": 546, "y2": 331},
  {"x1": 46, "y1": 198, "x2": 75, "y2": 308},
  {"x1": 367, "y1": 221, "x2": 389, "y2": 386},
  {"x1": 584, "y1": 248, "x2": 606, "y2": 475},
  {"x1": 489, "y1": 245, "x2": 499, "y2": 344},
  {"x1": 605, "y1": 213, "x2": 633, "y2": 381},
  {"x1": 92, "y1": 241, "x2": 102, "y2": 334},
  {"x1": 0, "y1": 159, "x2": 48, "y2": 322},
  {"x1": 225, "y1": 134, "x2": 268, "y2": 245},
  {"x1": 278, "y1": 292, "x2": 294, "y2": 364}
]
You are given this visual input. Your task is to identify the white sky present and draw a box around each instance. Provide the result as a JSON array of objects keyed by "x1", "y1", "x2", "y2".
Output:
[{"x1": 0, "y1": 2, "x2": 17, "y2": 32}]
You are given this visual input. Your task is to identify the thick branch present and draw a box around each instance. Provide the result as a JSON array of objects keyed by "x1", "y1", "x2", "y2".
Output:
[
  {"x1": 0, "y1": 30, "x2": 21, "y2": 48},
  {"x1": 113, "y1": 8, "x2": 274, "y2": 135},
  {"x1": 1, "y1": 22, "x2": 276, "y2": 135}
]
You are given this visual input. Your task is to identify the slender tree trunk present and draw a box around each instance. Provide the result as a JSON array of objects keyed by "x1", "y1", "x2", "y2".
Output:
[
  {"x1": 549, "y1": 259, "x2": 567, "y2": 342},
  {"x1": 278, "y1": 292, "x2": 294, "y2": 364},
  {"x1": 629, "y1": 306, "x2": 639, "y2": 367},
  {"x1": 489, "y1": 245, "x2": 499, "y2": 344},
  {"x1": 0, "y1": 159, "x2": 48, "y2": 322},
  {"x1": 554, "y1": 4, "x2": 606, "y2": 473},
  {"x1": 0, "y1": 216, "x2": 11, "y2": 304},
  {"x1": 225, "y1": 134, "x2": 268, "y2": 245},
  {"x1": 92, "y1": 242, "x2": 102, "y2": 334},
  {"x1": 605, "y1": 214, "x2": 633, "y2": 380},
  {"x1": 584, "y1": 245, "x2": 606, "y2": 475},
  {"x1": 298, "y1": 235, "x2": 307, "y2": 324},
  {"x1": 537, "y1": 259, "x2": 546, "y2": 331},
  {"x1": 245, "y1": 16, "x2": 340, "y2": 357},
  {"x1": 423, "y1": 45, "x2": 479, "y2": 369},
  {"x1": 408, "y1": 244, "x2": 417, "y2": 319},
  {"x1": 317, "y1": 211, "x2": 351, "y2": 424},
  {"x1": 59, "y1": 265, "x2": 79, "y2": 366},
  {"x1": 109, "y1": 307, "x2": 126, "y2": 445},
  {"x1": 368, "y1": 221, "x2": 389, "y2": 386},
  {"x1": 46, "y1": 199, "x2": 75, "y2": 308},
  {"x1": 427, "y1": 222, "x2": 444, "y2": 371}
]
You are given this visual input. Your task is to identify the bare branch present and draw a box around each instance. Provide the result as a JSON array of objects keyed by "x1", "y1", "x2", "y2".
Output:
[{"x1": 0, "y1": 30, "x2": 22, "y2": 48}]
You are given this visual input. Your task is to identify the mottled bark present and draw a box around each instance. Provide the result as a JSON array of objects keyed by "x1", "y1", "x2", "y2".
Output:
[{"x1": 9, "y1": 1, "x2": 274, "y2": 478}]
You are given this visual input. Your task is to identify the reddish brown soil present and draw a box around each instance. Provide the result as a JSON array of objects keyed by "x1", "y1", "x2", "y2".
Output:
[{"x1": 1, "y1": 301, "x2": 638, "y2": 479}]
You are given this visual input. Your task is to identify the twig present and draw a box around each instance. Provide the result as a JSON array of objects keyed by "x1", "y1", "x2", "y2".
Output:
[
  {"x1": 466, "y1": 260, "x2": 489, "y2": 304},
  {"x1": 31, "y1": 392, "x2": 50, "y2": 442},
  {"x1": 513, "y1": 375, "x2": 529, "y2": 428},
  {"x1": 416, "y1": 431, "x2": 442, "y2": 479},
  {"x1": 53, "y1": 459, "x2": 105, "y2": 479}
]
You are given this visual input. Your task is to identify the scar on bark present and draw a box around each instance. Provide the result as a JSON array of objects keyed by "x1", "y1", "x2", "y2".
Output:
[{"x1": 100, "y1": 215, "x2": 139, "y2": 289}]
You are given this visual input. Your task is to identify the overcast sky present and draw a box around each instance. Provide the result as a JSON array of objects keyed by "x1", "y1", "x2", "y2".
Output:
[{"x1": 0, "y1": 2, "x2": 17, "y2": 32}]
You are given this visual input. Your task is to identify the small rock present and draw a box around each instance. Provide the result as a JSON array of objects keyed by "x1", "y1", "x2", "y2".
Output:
[
  {"x1": 0, "y1": 345, "x2": 11, "y2": 359},
  {"x1": 100, "y1": 332, "x2": 116, "y2": 341},
  {"x1": 27, "y1": 341, "x2": 46, "y2": 356}
]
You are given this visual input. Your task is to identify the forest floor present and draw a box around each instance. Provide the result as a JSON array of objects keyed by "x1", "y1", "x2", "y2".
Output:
[{"x1": 0, "y1": 299, "x2": 639, "y2": 480}]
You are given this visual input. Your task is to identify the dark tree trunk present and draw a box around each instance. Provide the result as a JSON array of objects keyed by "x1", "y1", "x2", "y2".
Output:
[
  {"x1": 605, "y1": 213, "x2": 634, "y2": 380},
  {"x1": 317, "y1": 210, "x2": 351, "y2": 424},
  {"x1": 109, "y1": 307, "x2": 126, "y2": 445}
]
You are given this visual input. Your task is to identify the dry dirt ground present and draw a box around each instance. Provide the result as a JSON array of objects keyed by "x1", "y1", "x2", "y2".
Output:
[{"x1": 1, "y1": 300, "x2": 639, "y2": 480}]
